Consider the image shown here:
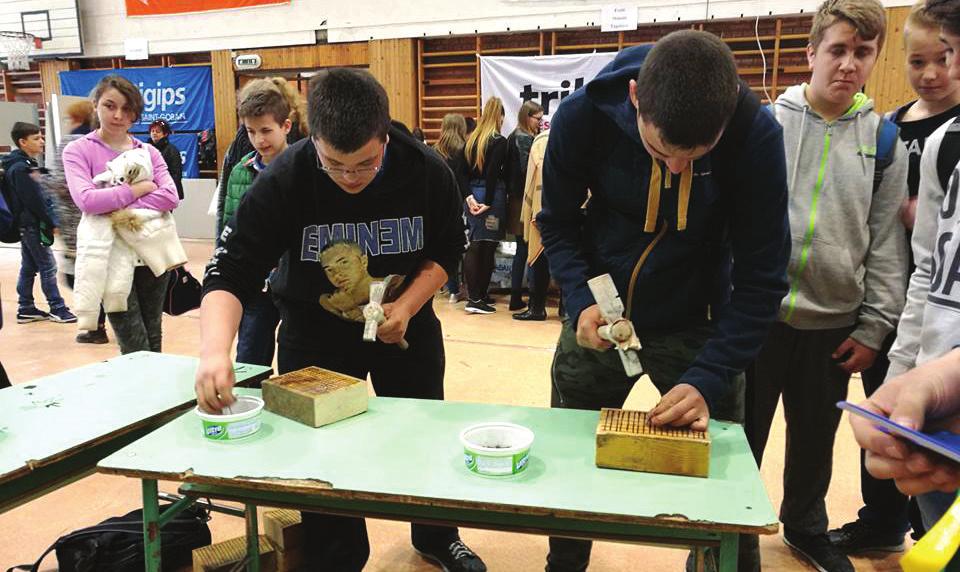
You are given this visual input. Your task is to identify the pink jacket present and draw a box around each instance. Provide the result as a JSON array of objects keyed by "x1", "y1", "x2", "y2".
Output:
[{"x1": 62, "y1": 131, "x2": 179, "y2": 215}]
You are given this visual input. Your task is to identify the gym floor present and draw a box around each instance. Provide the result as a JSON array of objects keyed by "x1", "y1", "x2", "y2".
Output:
[{"x1": 0, "y1": 240, "x2": 901, "y2": 571}]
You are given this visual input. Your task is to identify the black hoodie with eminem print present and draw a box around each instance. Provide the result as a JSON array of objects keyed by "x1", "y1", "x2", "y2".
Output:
[{"x1": 203, "y1": 125, "x2": 467, "y2": 351}]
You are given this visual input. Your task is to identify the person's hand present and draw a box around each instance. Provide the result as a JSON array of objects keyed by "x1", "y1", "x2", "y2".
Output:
[
  {"x1": 850, "y1": 354, "x2": 960, "y2": 495},
  {"x1": 53, "y1": 227, "x2": 60, "y2": 236},
  {"x1": 475, "y1": 203, "x2": 491, "y2": 215},
  {"x1": 575, "y1": 304, "x2": 613, "y2": 351},
  {"x1": 377, "y1": 302, "x2": 412, "y2": 345},
  {"x1": 901, "y1": 196, "x2": 918, "y2": 231},
  {"x1": 833, "y1": 337, "x2": 877, "y2": 374},
  {"x1": 195, "y1": 351, "x2": 236, "y2": 414},
  {"x1": 649, "y1": 384, "x2": 710, "y2": 431},
  {"x1": 130, "y1": 180, "x2": 158, "y2": 198}
]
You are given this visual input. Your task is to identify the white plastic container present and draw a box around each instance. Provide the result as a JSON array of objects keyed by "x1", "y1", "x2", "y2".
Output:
[
  {"x1": 195, "y1": 395, "x2": 264, "y2": 441},
  {"x1": 460, "y1": 422, "x2": 535, "y2": 476}
]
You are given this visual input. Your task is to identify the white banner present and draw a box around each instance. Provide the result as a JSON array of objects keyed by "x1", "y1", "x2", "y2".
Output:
[{"x1": 479, "y1": 52, "x2": 616, "y2": 135}]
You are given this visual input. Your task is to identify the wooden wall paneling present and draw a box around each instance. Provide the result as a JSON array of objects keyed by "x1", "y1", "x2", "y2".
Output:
[
  {"x1": 39, "y1": 60, "x2": 70, "y2": 109},
  {"x1": 417, "y1": 39, "x2": 424, "y2": 130},
  {"x1": 771, "y1": 19, "x2": 783, "y2": 101},
  {"x1": 866, "y1": 6, "x2": 912, "y2": 113},
  {"x1": 369, "y1": 38, "x2": 418, "y2": 130},
  {"x1": 211, "y1": 49, "x2": 237, "y2": 172},
  {"x1": 233, "y1": 43, "x2": 368, "y2": 72},
  {"x1": 1, "y1": 72, "x2": 15, "y2": 102},
  {"x1": 418, "y1": 35, "x2": 479, "y2": 143}
]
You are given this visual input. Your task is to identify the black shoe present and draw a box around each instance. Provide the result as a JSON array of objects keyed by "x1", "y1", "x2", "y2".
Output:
[
  {"x1": 415, "y1": 540, "x2": 486, "y2": 572},
  {"x1": 481, "y1": 296, "x2": 495, "y2": 305},
  {"x1": 784, "y1": 530, "x2": 854, "y2": 572},
  {"x1": 465, "y1": 300, "x2": 496, "y2": 314},
  {"x1": 508, "y1": 299, "x2": 527, "y2": 311},
  {"x1": 76, "y1": 328, "x2": 109, "y2": 345},
  {"x1": 513, "y1": 308, "x2": 546, "y2": 321},
  {"x1": 827, "y1": 520, "x2": 906, "y2": 553}
]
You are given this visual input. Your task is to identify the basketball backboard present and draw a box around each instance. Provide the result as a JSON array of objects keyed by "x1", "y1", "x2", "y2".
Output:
[{"x1": 0, "y1": 0, "x2": 83, "y2": 60}]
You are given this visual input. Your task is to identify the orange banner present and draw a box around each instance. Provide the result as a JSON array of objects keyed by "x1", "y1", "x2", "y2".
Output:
[{"x1": 126, "y1": 0, "x2": 289, "y2": 16}]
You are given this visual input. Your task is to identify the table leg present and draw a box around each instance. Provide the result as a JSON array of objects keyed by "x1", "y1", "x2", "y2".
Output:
[
  {"x1": 718, "y1": 532, "x2": 739, "y2": 572},
  {"x1": 694, "y1": 546, "x2": 706, "y2": 572},
  {"x1": 246, "y1": 503, "x2": 260, "y2": 572},
  {"x1": 142, "y1": 479, "x2": 162, "y2": 572}
]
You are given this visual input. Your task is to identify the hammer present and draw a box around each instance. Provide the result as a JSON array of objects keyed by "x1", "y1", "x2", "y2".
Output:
[
  {"x1": 362, "y1": 281, "x2": 409, "y2": 350},
  {"x1": 587, "y1": 274, "x2": 643, "y2": 377}
]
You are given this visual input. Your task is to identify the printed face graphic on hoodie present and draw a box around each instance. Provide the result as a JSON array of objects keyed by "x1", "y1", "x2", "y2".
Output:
[
  {"x1": 806, "y1": 21, "x2": 880, "y2": 115},
  {"x1": 317, "y1": 241, "x2": 404, "y2": 323}
]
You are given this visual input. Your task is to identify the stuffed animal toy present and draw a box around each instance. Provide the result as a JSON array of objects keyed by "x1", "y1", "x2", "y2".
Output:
[{"x1": 93, "y1": 148, "x2": 153, "y2": 187}]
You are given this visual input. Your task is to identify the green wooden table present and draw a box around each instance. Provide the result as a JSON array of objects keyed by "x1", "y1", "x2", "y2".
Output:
[
  {"x1": 99, "y1": 390, "x2": 778, "y2": 572},
  {"x1": 0, "y1": 351, "x2": 271, "y2": 514}
]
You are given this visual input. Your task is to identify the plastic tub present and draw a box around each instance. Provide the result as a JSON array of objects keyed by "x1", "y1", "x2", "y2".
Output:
[
  {"x1": 195, "y1": 395, "x2": 264, "y2": 441},
  {"x1": 460, "y1": 422, "x2": 535, "y2": 476}
]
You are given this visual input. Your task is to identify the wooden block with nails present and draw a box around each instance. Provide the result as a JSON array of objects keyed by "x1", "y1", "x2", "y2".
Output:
[
  {"x1": 262, "y1": 367, "x2": 368, "y2": 428},
  {"x1": 192, "y1": 534, "x2": 277, "y2": 572},
  {"x1": 264, "y1": 509, "x2": 304, "y2": 571},
  {"x1": 595, "y1": 408, "x2": 710, "y2": 478}
]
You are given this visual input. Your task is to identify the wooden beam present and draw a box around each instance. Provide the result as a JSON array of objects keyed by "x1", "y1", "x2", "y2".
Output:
[
  {"x1": 211, "y1": 49, "x2": 237, "y2": 175},
  {"x1": 233, "y1": 43, "x2": 368, "y2": 72}
]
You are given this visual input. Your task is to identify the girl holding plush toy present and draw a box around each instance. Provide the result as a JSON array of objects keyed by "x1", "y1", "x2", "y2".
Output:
[{"x1": 62, "y1": 74, "x2": 183, "y2": 355}]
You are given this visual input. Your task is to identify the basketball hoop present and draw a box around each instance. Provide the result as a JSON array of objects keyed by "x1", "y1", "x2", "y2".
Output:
[{"x1": 0, "y1": 32, "x2": 39, "y2": 72}]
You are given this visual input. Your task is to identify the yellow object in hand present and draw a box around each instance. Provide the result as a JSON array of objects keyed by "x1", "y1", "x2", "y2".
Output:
[{"x1": 902, "y1": 494, "x2": 960, "y2": 572}]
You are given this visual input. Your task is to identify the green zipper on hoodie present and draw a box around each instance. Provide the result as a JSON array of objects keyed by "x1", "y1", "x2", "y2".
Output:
[
  {"x1": 784, "y1": 126, "x2": 831, "y2": 322},
  {"x1": 783, "y1": 92, "x2": 868, "y2": 322}
]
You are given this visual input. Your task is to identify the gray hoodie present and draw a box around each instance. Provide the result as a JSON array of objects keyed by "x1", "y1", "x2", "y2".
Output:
[
  {"x1": 887, "y1": 118, "x2": 960, "y2": 377},
  {"x1": 771, "y1": 84, "x2": 908, "y2": 349}
]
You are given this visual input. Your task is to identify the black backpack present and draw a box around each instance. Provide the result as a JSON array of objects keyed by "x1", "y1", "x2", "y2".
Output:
[
  {"x1": 0, "y1": 165, "x2": 20, "y2": 243},
  {"x1": 7, "y1": 503, "x2": 211, "y2": 572},
  {"x1": 937, "y1": 117, "x2": 960, "y2": 193}
]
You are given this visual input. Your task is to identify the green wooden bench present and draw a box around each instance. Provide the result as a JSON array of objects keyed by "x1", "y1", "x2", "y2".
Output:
[
  {"x1": 0, "y1": 351, "x2": 271, "y2": 514},
  {"x1": 99, "y1": 389, "x2": 777, "y2": 572}
]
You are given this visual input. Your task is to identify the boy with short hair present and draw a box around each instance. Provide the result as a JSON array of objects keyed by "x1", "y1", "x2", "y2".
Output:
[
  {"x1": 865, "y1": 0, "x2": 960, "y2": 550},
  {"x1": 748, "y1": 1, "x2": 909, "y2": 570},
  {"x1": 219, "y1": 79, "x2": 292, "y2": 368},
  {"x1": 829, "y1": 0, "x2": 960, "y2": 554},
  {"x1": 198, "y1": 68, "x2": 484, "y2": 572},
  {"x1": 3, "y1": 121, "x2": 76, "y2": 324}
]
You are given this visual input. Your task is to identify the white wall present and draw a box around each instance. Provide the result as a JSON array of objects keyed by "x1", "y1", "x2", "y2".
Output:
[{"x1": 77, "y1": 0, "x2": 915, "y2": 58}]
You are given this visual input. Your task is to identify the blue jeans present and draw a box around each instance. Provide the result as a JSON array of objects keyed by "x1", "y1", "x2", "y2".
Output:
[
  {"x1": 918, "y1": 491, "x2": 960, "y2": 570},
  {"x1": 17, "y1": 226, "x2": 65, "y2": 312},
  {"x1": 236, "y1": 290, "x2": 280, "y2": 368}
]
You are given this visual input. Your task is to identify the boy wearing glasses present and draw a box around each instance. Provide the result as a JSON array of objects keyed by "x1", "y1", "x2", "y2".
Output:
[{"x1": 197, "y1": 69, "x2": 483, "y2": 572}]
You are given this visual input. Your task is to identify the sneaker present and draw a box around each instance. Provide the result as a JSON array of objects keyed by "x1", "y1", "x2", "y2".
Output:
[
  {"x1": 17, "y1": 307, "x2": 50, "y2": 323},
  {"x1": 448, "y1": 291, "x2": 466, "y2": 304},
  {"x1": 415, "y1": 540, "x2": 486, "y2": 572},
  {"x1": 465, "y1": 300, "x2": 496, "y2": 314},
  {"x1": 49, "y1": 307, "x2": 78, "y2": 323},
  {"x1": 76, "y1": 328, "x2": 109, "y2": 345},
  {"x1": 481, "y1": 296, "x2": 495, "y2": 305},
  {"x1": 827, "y1": 520, "x2": 906, "y2": 553},
  {"x1": 784, "y1": 529, "x2": 854, "y2": 572}
]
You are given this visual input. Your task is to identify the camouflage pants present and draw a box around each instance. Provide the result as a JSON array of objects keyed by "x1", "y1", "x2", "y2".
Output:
[
  {"x1": 549, "y1": 319, "x2": 744, "y2": 423},
  {"x1": 546, "y1": 319, "x2": 754, "y2": 572}
]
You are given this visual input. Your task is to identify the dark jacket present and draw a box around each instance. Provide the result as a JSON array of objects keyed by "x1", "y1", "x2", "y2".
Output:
[
  {"x1": 2, "y1": 148, "x2": 57, "y2": 229},
  {"x1": 150, "y1": 136, "x2": 184, "y2": 200},
  {"x1": 537, "y1": 44, "x2": 791, "y2": 412},
  {"x1": 204, "y1": 125, "x2": 467, "y2": 352},
  {"x1": 454, "y1": 133, "x2": 507, "y2": 201}
]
